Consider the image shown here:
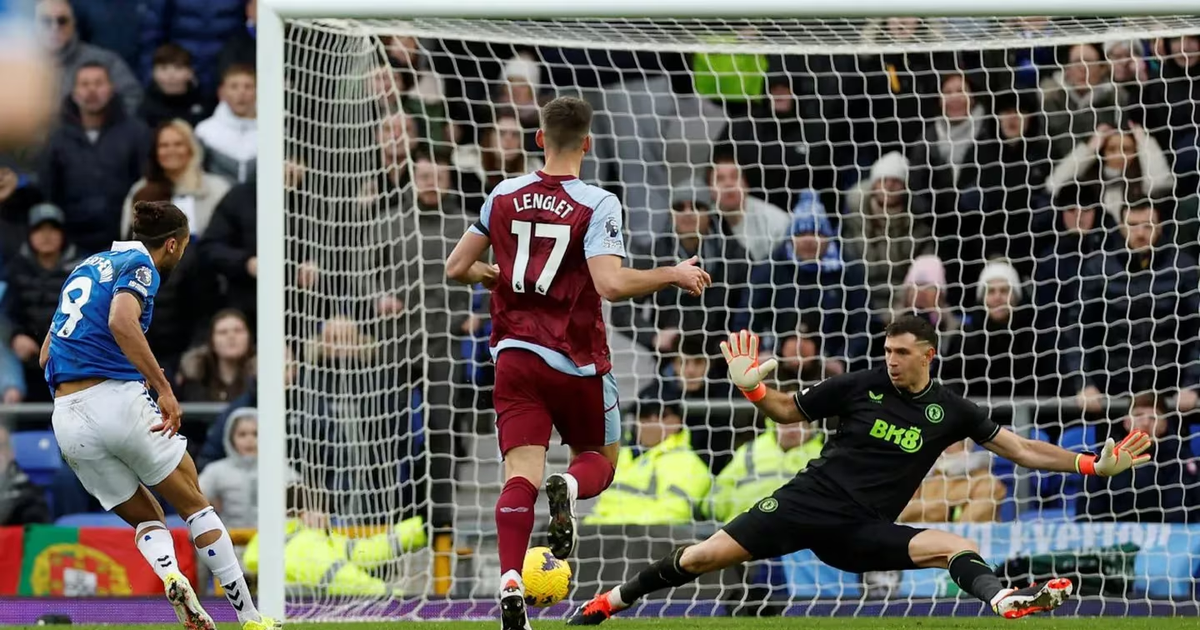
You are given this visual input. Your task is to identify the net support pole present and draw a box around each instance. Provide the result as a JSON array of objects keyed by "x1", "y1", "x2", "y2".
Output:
[{"x1": 256, "y1": 0, "x2": 287, "y2": 620}]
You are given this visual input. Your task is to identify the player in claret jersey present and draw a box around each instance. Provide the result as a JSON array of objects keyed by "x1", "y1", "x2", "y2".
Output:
[{"x1": 447, "y1": 96, "x2": 711, "y2": 630}]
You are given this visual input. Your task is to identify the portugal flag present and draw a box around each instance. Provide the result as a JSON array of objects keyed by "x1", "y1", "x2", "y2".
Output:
[{"x1": 18, "y1": 525, "x2": 196, "y2": 596}]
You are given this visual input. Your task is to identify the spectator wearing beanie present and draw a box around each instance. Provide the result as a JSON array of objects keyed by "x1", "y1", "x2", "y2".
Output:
[
  {"x1": 139, "y1": 43, "x2": 212, "y2": 128},
  {"x1": 5, "y1": 203, "x2": 80, "y2": 403},
  {"x1": 893, "y1": 254, "x2": 960, "y2": 352},
  {"x1": 842, "y1": 151, "x2": 933, "y2": 313},
  {"x1": 194, "y1": 64, "x2": 257, "y2": 184},
  {"x1": 942, "y1": 260, "x2": 1038, "y2": 398}
]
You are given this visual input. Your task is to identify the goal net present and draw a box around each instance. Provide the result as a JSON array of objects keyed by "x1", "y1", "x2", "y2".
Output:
[{"x1": 274, "y1": 14, "x2": 1200, "y2": 620}]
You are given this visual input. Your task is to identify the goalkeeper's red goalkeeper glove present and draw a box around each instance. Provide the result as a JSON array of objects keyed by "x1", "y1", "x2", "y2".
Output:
[
  {"x1": 719, "y1": 330, "x2": 777, "y2": 403},
  {"x1": 1075, "y1": 430, "x2": 1153, "y2": 476}
]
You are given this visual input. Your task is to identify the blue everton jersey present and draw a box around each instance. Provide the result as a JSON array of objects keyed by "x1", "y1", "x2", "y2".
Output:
[{"x1": 45, "y1": 242, "x2": 161, "y2": 388}]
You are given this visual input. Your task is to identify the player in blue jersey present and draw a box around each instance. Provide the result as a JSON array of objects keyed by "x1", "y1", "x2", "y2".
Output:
[{"x1": 44, "y1": 202, "x2": 277, "y2": 630}]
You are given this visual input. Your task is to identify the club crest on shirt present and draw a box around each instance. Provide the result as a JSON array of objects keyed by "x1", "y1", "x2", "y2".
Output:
[{"x1": 135, "y1": 266, "x2": 153, "y2": 286}]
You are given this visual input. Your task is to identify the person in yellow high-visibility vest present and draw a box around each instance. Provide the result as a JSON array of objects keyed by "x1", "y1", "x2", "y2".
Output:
[
  {"x1": 243, "y1": 487, "x2": 426, "y2": 597},
  {"x1": 585, "y1": 399, "x2": 710, "y2": 525},
  {"x1": 705, "y1": 420, "x2": 825, "y2": 523}
]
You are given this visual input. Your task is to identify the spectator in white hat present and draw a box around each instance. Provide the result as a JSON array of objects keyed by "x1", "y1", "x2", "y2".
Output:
[
  {"x1": 942, "y1": 260, "x2": 1038, "y2": 398},
  {"x1": 496, "y1": 53, "x2": 543, "y2": 127},
  {"x1": 842, "y1": 151, "x2": 934, "y2": 313}
]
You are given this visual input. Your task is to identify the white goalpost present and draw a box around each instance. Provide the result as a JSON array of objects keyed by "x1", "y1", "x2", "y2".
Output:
[{"x1": 258, "y1": 0, "x2": 1200, "y2": 622}]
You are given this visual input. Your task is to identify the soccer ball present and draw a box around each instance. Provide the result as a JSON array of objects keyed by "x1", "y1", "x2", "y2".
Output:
[{"x1": 522, "y1": 546, "x2": 572, "y2": 607}]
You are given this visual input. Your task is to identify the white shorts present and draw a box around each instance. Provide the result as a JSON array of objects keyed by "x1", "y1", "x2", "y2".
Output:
[{"x1": 52, "y1": 380, "x2": 187, "y2": 510}]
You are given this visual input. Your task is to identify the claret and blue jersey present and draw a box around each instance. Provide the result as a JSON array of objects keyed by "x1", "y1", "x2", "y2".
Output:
[{"x1": 45, "y1": 241, "x2": 161, "y2": 389}]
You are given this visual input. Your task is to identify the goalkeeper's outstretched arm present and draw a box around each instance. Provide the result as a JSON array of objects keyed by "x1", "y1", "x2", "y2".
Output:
[
  {"x1": 983, "y1": 426, "x2": 1153, "y2": 477},
  {"x1": 720, "y1": 330, "x2": 808, "y2": 425}
]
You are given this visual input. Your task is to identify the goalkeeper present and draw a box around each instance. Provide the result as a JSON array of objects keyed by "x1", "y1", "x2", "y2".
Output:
[{"x1": 569, "y1": 315, "x2": 1151, "y2": 624}]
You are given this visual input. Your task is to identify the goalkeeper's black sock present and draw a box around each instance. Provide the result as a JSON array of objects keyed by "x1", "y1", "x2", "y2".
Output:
[
  {"x1": 610, "y1": 547, "x2": 699, "y2": 607},
  {"x1": 947, "y1": 550, "x2": 1005, "y2": 604}
]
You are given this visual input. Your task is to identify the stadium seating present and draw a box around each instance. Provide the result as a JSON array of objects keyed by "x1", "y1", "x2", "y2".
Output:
[
  {"x1": 55, "y1": 512, "x2": 188, "y2": 529},
  {"x1": 11, "y1": 430, "x2": 62, "y2": 487}
]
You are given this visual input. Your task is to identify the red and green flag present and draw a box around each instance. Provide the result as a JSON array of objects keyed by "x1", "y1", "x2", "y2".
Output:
[
  {"x1": 18, "y1": 525, "x2": 196, "y2": 596},
  {"x1": 0, "y1": 526, "x2": 24, "y2": 594}
]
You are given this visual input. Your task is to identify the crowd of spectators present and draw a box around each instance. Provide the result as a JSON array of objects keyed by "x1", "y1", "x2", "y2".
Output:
[{"x1": 1, "y1": 10, "x2": 1200, "y2": 528}]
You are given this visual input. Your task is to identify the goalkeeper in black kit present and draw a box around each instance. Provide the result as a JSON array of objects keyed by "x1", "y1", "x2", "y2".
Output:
[{"x1": 569, "y1": 315, "x2": 1152, "y2": 624}]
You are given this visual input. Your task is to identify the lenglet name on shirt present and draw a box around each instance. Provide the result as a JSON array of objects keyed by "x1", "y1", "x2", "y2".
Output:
[{"x1": 513, "y1": 193, "x2": 575, "y2": 219}]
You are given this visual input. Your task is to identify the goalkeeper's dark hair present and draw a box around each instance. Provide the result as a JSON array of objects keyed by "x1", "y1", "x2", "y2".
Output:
[
  {"x1": 885, "y1": 314, "x2": 939, "y2": 349},
  {"x1": 131, "y1": 200, "x2": 189, "y2": 248},
  {"x1": 540, "y1": 96, "x2": 592, "y2": 151}
]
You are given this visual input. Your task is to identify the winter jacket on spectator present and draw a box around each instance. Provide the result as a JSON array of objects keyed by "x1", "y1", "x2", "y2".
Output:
[
  {"x1": 140, "y1": 0, "x2": 246, "y2": 93},
  {"x1": 1030, "y1": 189, "x2": 1113, "y2": 395},
  {"x1": 6, "y1": 240, "x2": 79, "y2": 402},
  {"x1": 197, "y1": 380, "x2": 256, "y2": 471},
  {"x1": 1070, "y1": 241, "x2": 1200, "y2": 396},
  {"x1": 651, "y1": 230, "x2": 749, "y2": 339},
  {"x1": 1142, "y1": 37, "x2": 1200, "y2": 158},
  {"x1": 841, "y1": 152, "x2": 934, "y2": 313},
  {"x1": 177, "y1": 346, "x2": 255, "y2": 403},
  {"x1": 55, "y1": 35, "x2": 143, "y2": 116},
  {"x1": 1045, "y1": 128, "x2": 1175, "y2": 225},
  {"x1": 975, "y1": 100, "x2": 1053, "y2": 274},
  {"x1": 836, "y1": 29, "x2": 943, "y2": 162},
  {"x1": 72, "y1": 0, "x2": 144, "y2": 73},
  {"x1": 146, "y1": 245, "x2": 218, "y2": 377},
  {"x1": 0, "y1": 156, "x2": 45, "y2": 259},
  {"x1": 215, "y1": 22, "x2": 256, "y2": 81},
  {"x1": 121, "y1": 174, "x2": 230, "y2": 241},
  {"x1": 38, "y1": 99, "x2": 150, "y2": 254},
  {"x1": 943, "y1": 305, "x2": 1039, "y2": 400},
  {"x1": 138, "y1": 81, "x2": 212, "y2": 129},
  {"x1": 196, "y1": 407, "x2": 291, "y2": 529},
  {"x1": 195, "y1": 102, "x2": 257, "y2": 183},
  {"x1": 714, "y1": 91, "x2": 835, "y2": 214},
  {"x1": 0, "y1": 461, "x2": 51, "y2": 526},
  {"x1": 199, "y1": 179, "x2": 257, "y2": 323},
  {"x1": 748, "y1": 195, "x2": 871, "y2": 365},
  {"x1": 1039, "y1": 69, "x2": 1127, "y2": 159}
]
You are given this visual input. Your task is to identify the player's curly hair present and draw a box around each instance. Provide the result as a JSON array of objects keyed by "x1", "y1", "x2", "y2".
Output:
[{"x1": 131, "y1": 200, "x2": 189, "y2": 248}]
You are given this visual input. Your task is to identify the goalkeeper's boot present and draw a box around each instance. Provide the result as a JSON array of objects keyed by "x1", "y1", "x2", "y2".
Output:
[
  {"x1": 164, "y1": 572, "x2": 216, "y2": 630},
  {"x1": 545, "y1": 473, "x2": 578, "y2": 560},
  {"x1": 566, "y1": 592, "x2": 616, "y2": 626},
  {"x1": 500, "y1": 577, "x2": 532, "y2": 630},
  {"x1": 243, "y1": 617, "x2": 282, "y2": 630},
  {"x1": 993, "y1": 578, "x2": 1075, "y2": 619}
]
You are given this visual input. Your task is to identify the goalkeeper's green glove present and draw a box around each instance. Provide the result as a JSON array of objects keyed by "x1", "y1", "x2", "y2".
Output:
[
  {"x1": 1075, "y1": 430, "x2": 1153, "y2": 476},
  {"x1": 719, "y1": 330, "x2": 777, "y2": 402}
]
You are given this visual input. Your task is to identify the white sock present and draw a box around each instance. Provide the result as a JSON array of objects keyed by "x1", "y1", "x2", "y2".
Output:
[
  {"x1": 500, "y1": 569, "x2": 524, "y2": 594},
  {"x1": 607, "y1": 585, "x2": 631, "y2": 609},
  {"x1": 561, "y1": 473, "x2": 579, "y2": 501},
  {"x1": 134, "y1": 521, "x2": 178, "y2": 581},
  {"x1": 187, "y1": 506, "x2": 261, "y2": 623}
]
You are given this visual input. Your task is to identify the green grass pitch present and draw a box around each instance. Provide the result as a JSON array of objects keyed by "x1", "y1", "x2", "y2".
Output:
[{"x1": 18, "y1": 620, "x2": 1200, "y2": 630}]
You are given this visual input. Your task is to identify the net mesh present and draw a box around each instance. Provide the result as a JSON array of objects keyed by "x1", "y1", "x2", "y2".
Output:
[{"x1": 278, "y1": 15, "x2": 1200, "y2": 620}]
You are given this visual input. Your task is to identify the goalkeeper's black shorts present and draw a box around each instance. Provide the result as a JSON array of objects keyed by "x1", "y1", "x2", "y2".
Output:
[{"x1": 722, "y1": 480, "x2": 923, "y2": 572}]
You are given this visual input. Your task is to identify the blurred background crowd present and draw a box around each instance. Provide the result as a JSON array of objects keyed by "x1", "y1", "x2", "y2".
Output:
[{"x1": 2, "y1": 6, "x2": 1200, "y2": 541}]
